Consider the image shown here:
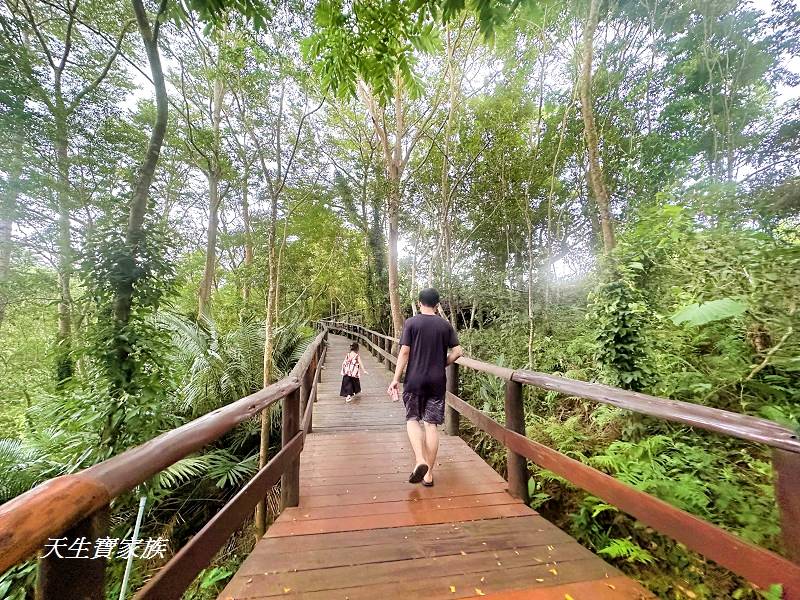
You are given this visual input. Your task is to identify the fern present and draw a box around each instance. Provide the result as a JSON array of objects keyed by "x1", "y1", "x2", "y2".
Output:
[{"x1": 598, "y1": 538, "x2": 656, "y2": 565}]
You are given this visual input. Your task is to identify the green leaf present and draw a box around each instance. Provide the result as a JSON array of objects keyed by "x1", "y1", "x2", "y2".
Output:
[{"x1": 670, "y1": 298, "x2": 747, "y2": 326}]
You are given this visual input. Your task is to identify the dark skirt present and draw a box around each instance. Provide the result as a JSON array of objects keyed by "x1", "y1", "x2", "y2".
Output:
[{"x1": 340, "y1": 375, "x2": 361, "y2": 397}]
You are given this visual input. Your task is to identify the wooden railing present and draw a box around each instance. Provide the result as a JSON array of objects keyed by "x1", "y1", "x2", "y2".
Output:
[
  {"x1": 324, "y1": 320, "x2": 800, "y2": 598},
  {"x1": 0, "y1": 326, "x2": 328, "y2": 600}
]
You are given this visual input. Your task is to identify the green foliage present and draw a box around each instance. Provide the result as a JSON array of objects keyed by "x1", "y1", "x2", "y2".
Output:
[
  {"x1": 598, "y1": 538, "x2": 656, "y2": 565},
  {"x1": 80, "y1": 211, "x2": 178, "y2": 452},
  {"x1": 304, "y1": 0, "x2": 518, "y2": 102},
  {"x1": 671, "y1": 298, "x2": 748, "y2": 326},
  {"x1": 0, "y1": 562, "x2": 36, "y2": 600},
  {"x1": 589, "y1": 273, "x2": 651, "y2": 390}
]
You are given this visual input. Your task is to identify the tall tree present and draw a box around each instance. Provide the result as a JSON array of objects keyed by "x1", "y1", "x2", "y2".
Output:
[
  {"x1": 7, "y1": 0, "x2": 130, "y2": 381},
  {"x1": 172, "y1": 24, "x2": 232, "y2": 318},
  {"x1": 579, "y1": 0, "x2": 616, "y2": 253}
]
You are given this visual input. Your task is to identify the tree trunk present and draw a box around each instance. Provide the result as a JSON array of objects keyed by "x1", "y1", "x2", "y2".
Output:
[
  {"x1": 113, "y1": 0, "x2": 168, "y2": 332},
  {"x1": 197, "y1": 76, "x2": 225, "y2": 319},
  {"x1": 386, "y1": 75, "x2": 406, "y2": 340},
  {"x1": 0, "y1": 133, "x2": 22, "y2": 331},
  {"x1": 198, "y1": 171, "x2": 220, "y2": 318},
  {"x1": 386, "y1": 176, "x2": 403, "y2": 339},
  {"x1": 579, "y1": 0, "x2": 615, "y2": 254},
  {"x1": 0, "y1": 207, "x2": 12, "y2": 333},
  {"x1": 368, "y1": 195, "x2": 388, "y2": 329},
  {"x1": 54, "y1": 114, "x2": 74, "y2": 384},
  {"x1": 441, "y1": 25, "x2": 457, "y2": 327},
  {"x1": 242, "y1": 164, "x2": 253, "y2": 304}
]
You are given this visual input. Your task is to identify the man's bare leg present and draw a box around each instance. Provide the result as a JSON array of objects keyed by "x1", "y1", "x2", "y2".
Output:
[
  {"x1": 422, "y1": 421, "x2": 439, "y2": 483},
  {"x1": 406, "y1": 420, "x2": 429, "y2": 482}
]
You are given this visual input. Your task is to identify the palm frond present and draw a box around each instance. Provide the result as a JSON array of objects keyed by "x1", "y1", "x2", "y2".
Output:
[{"x1": 157, "y1": 455, "x2": 212, "y2": 489}]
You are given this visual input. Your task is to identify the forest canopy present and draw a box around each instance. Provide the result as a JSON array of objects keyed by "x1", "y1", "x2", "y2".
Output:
[{"x1": 0, "y1": 0, "x2": 798, "y2": 597}]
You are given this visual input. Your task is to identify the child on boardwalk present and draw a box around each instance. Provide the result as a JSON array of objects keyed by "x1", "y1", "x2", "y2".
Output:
[{"x1": 340, "y1": 342, "x2": 368, "y2": 403}]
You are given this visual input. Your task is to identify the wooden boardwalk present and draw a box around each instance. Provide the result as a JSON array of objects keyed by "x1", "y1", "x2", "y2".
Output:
[{"x1": 220, "y1": 335, "x2": 653, "y2": 599}]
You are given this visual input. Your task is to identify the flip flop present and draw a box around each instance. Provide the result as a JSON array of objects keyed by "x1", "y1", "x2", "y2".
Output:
[
  {"x1": 408, "y1": 464, "x2": 429, "y2": 484},
  {"x1": 422, "y1": 478, "x2": 434, "y2": 487}
]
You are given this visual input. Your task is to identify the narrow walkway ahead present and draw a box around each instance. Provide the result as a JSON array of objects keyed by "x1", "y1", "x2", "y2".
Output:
[{"x1": 220, "y1": 335, "x2": 653, "y2": 599}]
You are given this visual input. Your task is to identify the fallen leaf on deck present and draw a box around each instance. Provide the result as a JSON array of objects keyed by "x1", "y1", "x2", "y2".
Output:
[
  {"x1": 460, "y1": 551, "x2": 467, "y2": 555},
  {"x1": 549, "y1": 568, "x2": 558, "y2": 575},
  {"x1": 607, "y1": 584, "x2": 616, "y2": 590},
  {"x1": 283, "y1": 588, "x2": 291, "y2": 593},
  {"x1": 535, "y1": 578, "x2": 544, "y2": 582},
  {"x1": 475, "y1": 589, "x2": 485, "y2": 596},
  {"x1": 449, "y1": 585, "x2": 456, "y2": 593},
  {"x1": 565, "y1": 594, "x2": 575, "y2": 600}
]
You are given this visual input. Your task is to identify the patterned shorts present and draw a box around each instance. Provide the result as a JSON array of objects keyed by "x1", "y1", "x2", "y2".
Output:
[{"x1": 402, "y1": 392, "x2": 445, "y2": 425}]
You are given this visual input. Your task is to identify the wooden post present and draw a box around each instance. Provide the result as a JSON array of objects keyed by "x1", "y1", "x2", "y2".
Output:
[
  {"x1": 504, "y1": 380, "x2": 529, "y2": 503},
  {"x1": 301, "y1": 354, "x2": 315, "y2": 426},
  {"x1": 773, "y1": 448, "x2": 800, "y2": 563},
  {"x1": 385, "y1": 337, "x2": 394, "y2": 373},
  {"x1": 445, "y1": 363, "x2": 460, "y2": 436},
  {"x1": 37, "y1": 506, "x2": 109, "y2": 600},
  {"x1": 300, "y1": 364, "x2": 309, "y2": 425},
  {"x1": 376, "y1": 334, "x2": 384, "y2": 364},
  {"x1": 281, "y1": 388, "x2": 300, "y2": 509}
]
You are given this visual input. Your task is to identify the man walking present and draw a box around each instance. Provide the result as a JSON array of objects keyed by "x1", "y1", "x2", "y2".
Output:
[{"x1": 387, "y1": 288, "x2": 463, "y2": 486}]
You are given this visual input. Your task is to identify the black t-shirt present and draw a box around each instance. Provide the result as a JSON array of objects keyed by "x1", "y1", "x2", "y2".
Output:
[{"x1": 399, "y1": 314, "x2": 459, "y2": 398}]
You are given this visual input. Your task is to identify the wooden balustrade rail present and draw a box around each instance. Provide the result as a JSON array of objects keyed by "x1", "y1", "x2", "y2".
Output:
[
  {"x1": 0, "y1": 328, "x2": 329, "y2": 599},
  {"x1": 324, "y1": 319, "x2": 800, "y2": 594}
]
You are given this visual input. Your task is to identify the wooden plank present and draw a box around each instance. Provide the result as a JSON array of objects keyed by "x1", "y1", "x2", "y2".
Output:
[
  {"x1": 221, "y1": 546, "x2": 613, "y2": 598},
  {"x1": 247, "y1": 515, "x2": 557, "y2": 553},
  {"x1": 460, "y1": 577, "x2": 654, "y2": 599},
  {"x1": 266, "y1": 503, "x2": 533, "y2": 536},
  {"x1": 299, "y1": 465, "x2": 506, "y2": 486},
  {"x1": 280, "y1": 493, "x2": 531, "y2": 524},
  {"x1": 295, "y1": 482, "x2": 512, "y2": 508},
  {"x1": 244, "y1": 521, "x2": 576, "y2": 572},
  {"x1": 285, "y1": 563, "x2": 643, "y2": 600}
]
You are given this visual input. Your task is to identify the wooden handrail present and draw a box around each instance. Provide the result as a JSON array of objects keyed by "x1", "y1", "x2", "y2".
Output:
[
  {"x1": 446, "y1": 392, "x2": 800, "y2": 596},
  {"x1": 0, "y1": 329, "x2": 329, "y2": 598},
  {"x1": 134, "y1": 431, "x2": 306, "y2": 599},
  {"x1": 512, "y1": 369, "x2": 800, "y2": 453},
  {"x1": 324, "y1": 321, "x2": 800, "y2": 454}
]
